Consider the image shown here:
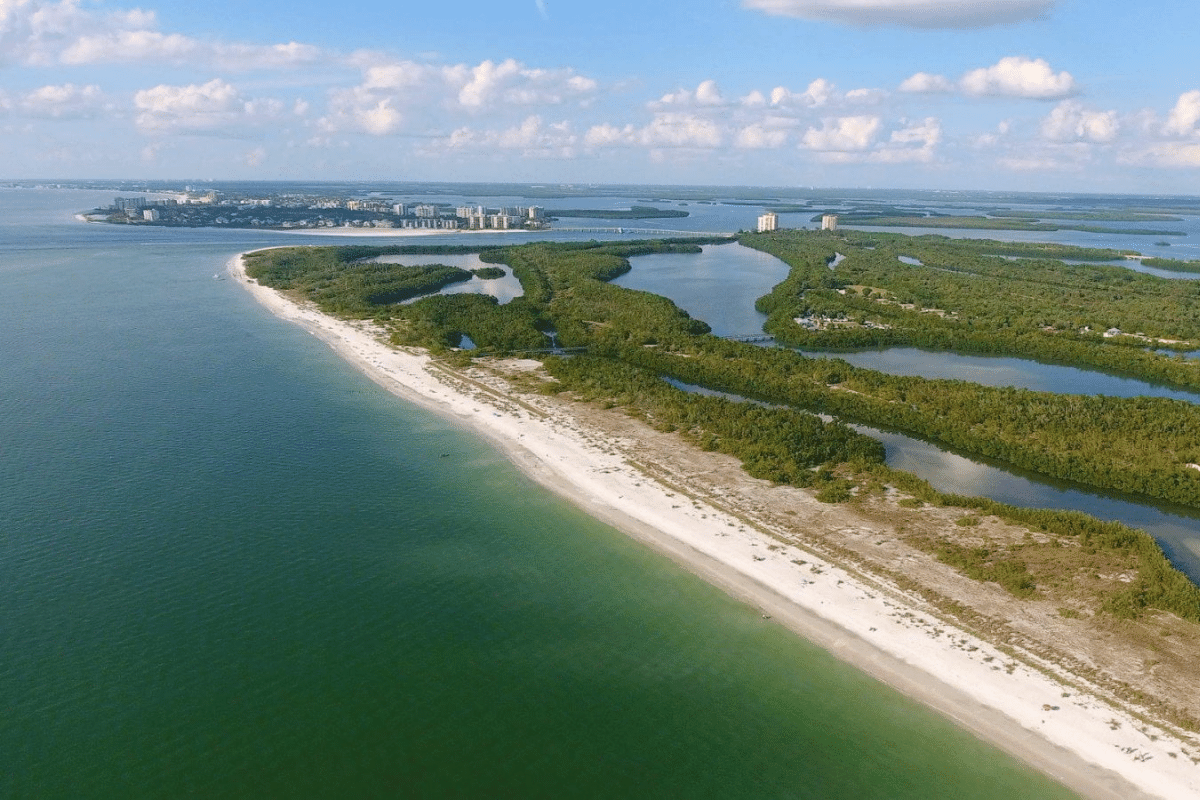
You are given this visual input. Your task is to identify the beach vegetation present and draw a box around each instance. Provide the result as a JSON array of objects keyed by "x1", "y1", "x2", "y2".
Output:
[
  {"x1": 542, "y1": 355, "x2": 884, "y2": 484},
  {"x1": 242, "y1": 246, "x2": 473, "y2": 316},
  {"x1": 928, "y1": 541, "x2": 1038, "y2": 599}
]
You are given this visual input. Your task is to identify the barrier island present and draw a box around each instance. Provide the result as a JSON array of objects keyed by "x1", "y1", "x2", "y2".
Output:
[{"x1": 240, "y1": 233, "x2": 1200, "y2": 799}]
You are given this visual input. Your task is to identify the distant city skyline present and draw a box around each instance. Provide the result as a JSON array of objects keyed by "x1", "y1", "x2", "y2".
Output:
[{"x1": 2, "y1": 0, "x2": 1199, "y2": 193}]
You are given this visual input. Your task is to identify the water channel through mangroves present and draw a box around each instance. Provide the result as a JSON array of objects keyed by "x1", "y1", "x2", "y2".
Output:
[
  {"x1": 621, "y1": 243, "x2": 1200, "y2": 582},
  {"x1": 371, "y1": 253, "x2": 526, "y2": 304}
]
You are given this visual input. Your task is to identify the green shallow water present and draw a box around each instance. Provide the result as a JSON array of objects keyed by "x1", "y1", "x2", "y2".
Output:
[{"x1": 0, "y1": 189, "x2": 1078, "y2": 798}]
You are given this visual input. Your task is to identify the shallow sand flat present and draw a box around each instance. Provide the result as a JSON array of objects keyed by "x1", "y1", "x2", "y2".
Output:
[{"x1": 231, "y1": 252, "x2": 1200, "y2": 800}]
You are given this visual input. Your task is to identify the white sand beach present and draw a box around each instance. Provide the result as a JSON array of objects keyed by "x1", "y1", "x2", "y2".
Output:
[{"x1": 232, "y1": 251, "x2": 1200, "y2": 800}]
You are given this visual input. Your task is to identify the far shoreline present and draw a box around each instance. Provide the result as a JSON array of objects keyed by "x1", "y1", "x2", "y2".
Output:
[
  {"x1": 77, "y1": 216, "x2": 538, "y2": 237},
  {"x1": 230, "y1": 249, "x2": 1199, "y2": 800}
]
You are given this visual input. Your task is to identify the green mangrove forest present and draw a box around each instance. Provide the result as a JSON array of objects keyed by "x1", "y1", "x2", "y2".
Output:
[
  {"x1": 743, "y1": 229, "x2": 1200, "y2": 389},
  {"x1": 243, "y1": 232, "x2": 1200, "y2": 622}
]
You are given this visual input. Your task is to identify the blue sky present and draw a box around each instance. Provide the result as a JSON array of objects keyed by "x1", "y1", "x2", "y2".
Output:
[{"x1": 3, "y1": 0, "x2": 1199, "y2": 192}]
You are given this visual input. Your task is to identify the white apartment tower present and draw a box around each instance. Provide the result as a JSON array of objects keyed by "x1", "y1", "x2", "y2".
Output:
[
  {"x1": 821, "y1": 214, "x2": 839, "y2": 231},
  {"x1": 757, "y1": 212, "x2": 778, "y2": 233}
]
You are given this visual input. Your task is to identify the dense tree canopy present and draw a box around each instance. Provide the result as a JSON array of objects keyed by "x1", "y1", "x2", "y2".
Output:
[
  {"x1": 244, "y1": 234, "x2": 1200, "y2": 620},
  {"x1": 743, "y1": 229, "x2": 1200, "y2": 388}
]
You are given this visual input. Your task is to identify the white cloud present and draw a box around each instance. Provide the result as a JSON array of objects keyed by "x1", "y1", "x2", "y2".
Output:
[
  {"x1": 641, "y1": 113, "x2": 723, "y2": 147},
  {"x1": 220, "y1": 38, "x2": 319, "y2": 71},
  {"x1": 741, "y1": 0, "x2": 1056, "y2": 28},
  {"x1": 19, "y1": 82, "x2": 105, "y2": 118},
  {"x1": 740, "y1": 90, "x2": 768, "y2": 107},
  {"x1": 652, "y1": 80, "x2": 725, "y2": 109},
  {"x1": 695, "y1": 80, "x2": 724, "y2": 106},
  {"x1": 960, "y1": 56, "x2": 1074, "y2": 99},
  {"x1": 1041, "y1": 100, "x2": 1117, "y2": 142},
  {"x1": 801, "y1": 115, "x2": 880, "y2": 151},
  {"x1": 735, "y1": 123, "x2": 789, "y2": 149},
  {"x1": 1131, "y1": 143, "x2": 1200, "y2": 168},
  {"x1": 319, "y1": 83, "x2": 409, "y2": 136},
  {"x1": 845, "y1": 87, "x2": 886, "y2": 105},
  {"x1": 61, "y1": 29, "x2": 198, "y2": 65},
  {"x1": 0, "y1": 0, "x2": 148, "y2": 65},
  {"x1": 447, "y1": 115, "x2": 577, "y2": 157},
  {"x1": 889, "y1": 117, "x2": 941, "y2": 146},
  {"x1": 803, "y1": 116, "x2": 940, "y2": 163},
  {"x1": 1119, "y1": 93, "x2": 1200, "y2": 167},
  {"x1": 901, "y1": 58, "x2": 1073, "y2": 99},
  {"x1": 899, "y1": 72, "x2": 954, "y2": 93},
  {"x1": 1, "y1": 0, "x2": 324, "y2": 69},
  {"x1": 583, "y1": 122, "x2": 633, "y2": 147},
  {"x1": 754, "y1": 79, "x2": 885, "y2": 111},
  {"x1": 319, "y1": 56, "x2": 599, "y2": 136},
  {"x1": 871, "y1": 116, "x2": 941, "y2": 162},
  {"x1": 457, "y1": 59, "x2": 523, "y2": 107},
  {"x1": 770, "y1": 78, "x2": 835, "y2": 108},
  {"x1": 973, "y1": 120, "x2": 1011, "y2": 147},
  {"x1": 584, "y1": 113, "x2": 722, "y2": 149},
  {"x1": 355, "y1": 99, "x2": 402, "y2": 135},
  {"x1": 1164, "y1": 90, "x2": 1200, "y2": 137},
  {"x1": 454, "y1": 58, "x2": 596, "y2": 109},
  {"x1": 134, "y1": 79, "x2": 284, "y2": 134}
]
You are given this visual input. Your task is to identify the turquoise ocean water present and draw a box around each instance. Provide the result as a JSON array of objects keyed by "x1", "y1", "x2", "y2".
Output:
[{"x1": 0, "y1": 189, "x2": 1079, "y2": 798}]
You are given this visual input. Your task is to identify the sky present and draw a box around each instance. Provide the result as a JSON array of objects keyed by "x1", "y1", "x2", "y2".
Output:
[{"x1": 2, "y1": 0, "x2": 1199, "y2": 193}]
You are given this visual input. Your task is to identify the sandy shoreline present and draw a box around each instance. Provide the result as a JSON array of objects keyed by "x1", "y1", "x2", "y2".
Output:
[{"x1": 230, "y1": 251, "x2": 1199, "y2": 800}]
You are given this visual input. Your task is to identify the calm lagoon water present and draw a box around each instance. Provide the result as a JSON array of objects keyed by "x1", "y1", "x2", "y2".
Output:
[
  {"x1": 370, "y1": 253, "x2": 525, "y2": 304},
  {"x1": 805, "y1": 346, "x2": 1200, "y2": 403},
  {"x1": 618, "y1": 232, "x2": 1200, "y2": 580},
  {"x1": 614, "y1": 242, "x2": 790, "y2": 337},
  {"x1": 1, "y1": 188, "x2": 1079, "y2": 797}
]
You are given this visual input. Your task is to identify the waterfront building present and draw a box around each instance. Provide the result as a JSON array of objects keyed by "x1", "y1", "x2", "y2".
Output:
[
  {"x1": 757, "y1": 212, "x2": 778, "y2": 233},
  {"x1": 821, "y1": 214, "x2": 839, "y2": 231}
]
